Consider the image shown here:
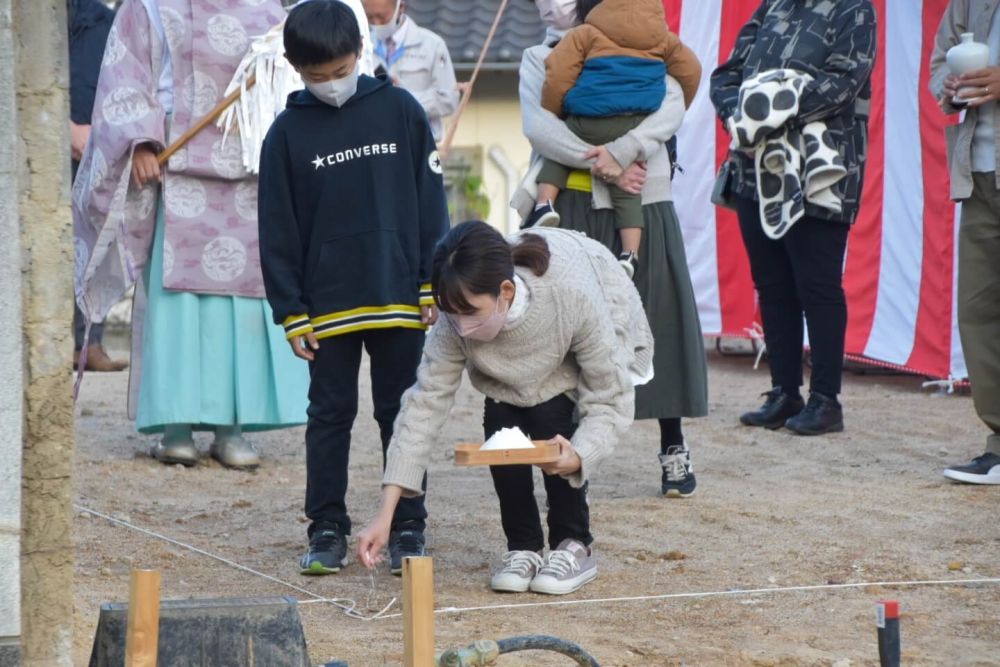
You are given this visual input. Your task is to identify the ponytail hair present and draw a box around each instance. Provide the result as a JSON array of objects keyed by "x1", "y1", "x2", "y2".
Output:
[
  {"x1": 431, "y1": 221, "x2": 551, "y2": 314},
  {"x1": 510, "y1": 233, "x2": 550, "y2": 276}
]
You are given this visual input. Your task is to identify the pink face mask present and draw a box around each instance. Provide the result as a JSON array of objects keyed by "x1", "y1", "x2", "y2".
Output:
[{"x1": 449, "y1": 296, "x2": 510, "y2": 342}]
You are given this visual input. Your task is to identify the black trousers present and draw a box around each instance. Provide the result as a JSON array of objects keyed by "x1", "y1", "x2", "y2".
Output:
[
  {"x1": 305, "y1": 327, "x2": 426, "y2": 536},
  {"x1": 736, "y1": 198, "x2": 850, "y2": 397},
  {"x1": 483, "y1": 394, "x2": 592, "y2": 552}
]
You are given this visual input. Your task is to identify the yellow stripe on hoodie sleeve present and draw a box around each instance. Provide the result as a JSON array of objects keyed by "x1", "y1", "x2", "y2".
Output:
[
  {"x1": 282, "y1": 314, "x2": 314, "y2": 340},
  {"x1": 418, "y1": 282, "x2": 434, "y2": 307}
]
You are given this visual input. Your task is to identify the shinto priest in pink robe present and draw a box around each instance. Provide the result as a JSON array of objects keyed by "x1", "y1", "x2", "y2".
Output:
[{"x1": 71, "y1": 0, "x2": 375, "y2": 464}]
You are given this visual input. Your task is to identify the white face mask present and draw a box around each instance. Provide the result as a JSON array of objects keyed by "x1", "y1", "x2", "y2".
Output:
[
  {"x1": 535, "y1": 0, "x2": 578, "y2": 30},
  {"x1": 371, "y1": 0, "x2": 402, "y2": 43},
  {"x1": 304, "y1": 63, "x2": 360, "y2": 108}
]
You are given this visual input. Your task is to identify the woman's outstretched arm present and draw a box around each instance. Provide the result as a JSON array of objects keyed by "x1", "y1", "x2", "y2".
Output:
[
  {"x1": 356, "y1": 484, "x2": 404, "y2": 568},
  {"x1": 357, "y1": 324, "x2": 467, "y2": 567}
]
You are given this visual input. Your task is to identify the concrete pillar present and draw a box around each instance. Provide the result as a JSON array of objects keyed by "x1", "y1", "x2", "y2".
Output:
[
  {"x1": 13, "y1": 0, "x2": 75, "y2": 664},
  {"x1": 0, "y1": 0, "x2": 23, "y2": 662}
]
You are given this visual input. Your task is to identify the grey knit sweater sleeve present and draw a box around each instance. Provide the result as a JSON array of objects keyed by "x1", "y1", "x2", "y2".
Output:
[
  {"x1": 382, "y1": 322, "x2": 467, "y2": 497},
  {"x1": 519, "y1": 45, "x2": 595, "y2": 170},
  {"x1": 565, "y1": 293, "x2": 635, "y2": 487}
]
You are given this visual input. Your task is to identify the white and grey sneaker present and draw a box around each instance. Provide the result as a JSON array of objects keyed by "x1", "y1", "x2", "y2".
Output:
[
  {"x1": 659, "y1": 445, "x2": 697, "y2": 498},
  {"x1": 490, "y1": 550, "x2": 544, "y2": 593},
  {"x1": 529, "y1": 539, "x2": 596, "y2": 595}
]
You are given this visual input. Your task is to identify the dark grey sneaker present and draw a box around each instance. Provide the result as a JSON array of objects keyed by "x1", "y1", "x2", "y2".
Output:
[
  {"x1": 943, "y1": 452, "x2": 1000, "y2": 485},
  {"x1": 299, "y1": 527, "x2": 347, "y2": 575},
  {"x1": 522, "y1": 201, "x2": 560, "y2": 229},
  {"x1": 740, "y1": 386, "x2": 804, "y2": 429},
  {"x1": 784, "y1": 392, "x2": 844, "y2": 436},
  {"x1": 389, "y1": 528, "x2": 426, "y2": 576}
]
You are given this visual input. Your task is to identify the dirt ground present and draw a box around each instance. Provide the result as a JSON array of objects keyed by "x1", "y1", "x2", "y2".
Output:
[{"x1": 71, "y1": 335, "x2": 1000, "y2": 666}]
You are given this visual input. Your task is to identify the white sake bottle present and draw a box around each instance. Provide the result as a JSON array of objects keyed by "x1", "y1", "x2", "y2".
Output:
[{"x1": 947, "y1": 32, "x2": 990, "y2": 108}]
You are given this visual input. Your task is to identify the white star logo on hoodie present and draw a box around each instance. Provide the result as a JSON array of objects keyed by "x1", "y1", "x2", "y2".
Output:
[
  {"x1": 313, "y1": 155, "x2": 326, "y2": 170},
  {"x1": 428, "y1": 150, "x2": 442, "y2": 175}
]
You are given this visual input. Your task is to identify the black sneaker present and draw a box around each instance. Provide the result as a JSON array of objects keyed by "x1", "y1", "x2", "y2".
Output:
[
  {"x1": 389, "y1": 527, "x2": 426, "y2": 576},
  {"x1": 784, "y1": 392, "x2": 844, "y2": 436},
  {"x1": 659, "y1": 445, "x2": 696, "y2": 498},
  {"x1": 739, "y1": 387, "x2": 804, "y2": 429},
  {"x1": 522, "y1": 201, "x2": 560, "y2": 229},
  {"x1": 299, "y1": 526, "x2": 347, "y2": 575},
  {"x1": 943, "y1": 452, "x2": 1000, "y2": 485},
  {"x1": 618, "y1": 252, "x2": 639, "y2": 279}
]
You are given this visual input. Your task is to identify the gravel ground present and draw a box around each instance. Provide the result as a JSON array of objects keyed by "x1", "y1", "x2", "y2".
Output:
[{"x1": 72, "y1": 337, "x2": 1000, "y2": 666}]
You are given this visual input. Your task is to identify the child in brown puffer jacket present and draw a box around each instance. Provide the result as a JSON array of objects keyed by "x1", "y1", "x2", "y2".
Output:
[{"x1": 523, "y1": 0, "x2": 701, "y2": 280}]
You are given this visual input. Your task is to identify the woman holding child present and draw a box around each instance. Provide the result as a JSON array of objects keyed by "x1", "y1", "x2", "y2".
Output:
[
  {"x1": 356, "y1": 222, "x2": 653, "y2": 595},
  {"x1": 514, "y1": 0, "x2": 709, "y2": 497}
]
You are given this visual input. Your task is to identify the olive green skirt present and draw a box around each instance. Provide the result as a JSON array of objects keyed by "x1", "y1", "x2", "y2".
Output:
[{"x1": 554, "y1": 191, "x2": 708, "y2": 420}]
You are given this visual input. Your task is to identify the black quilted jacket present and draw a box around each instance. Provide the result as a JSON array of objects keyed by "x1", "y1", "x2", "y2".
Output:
[{"x1": 709, "y1": 0, "x2": 877, "y2": 224}]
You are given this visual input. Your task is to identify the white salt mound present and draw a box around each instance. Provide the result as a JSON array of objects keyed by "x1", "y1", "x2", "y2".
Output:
[{"x1": 480, "y1": 427, "x2": 535, "y2": 451}]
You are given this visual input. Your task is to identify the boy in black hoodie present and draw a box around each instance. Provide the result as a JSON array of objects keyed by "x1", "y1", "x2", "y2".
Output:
[{"x1": 258, "y1": 0, "x2": 449, "y2": 576}]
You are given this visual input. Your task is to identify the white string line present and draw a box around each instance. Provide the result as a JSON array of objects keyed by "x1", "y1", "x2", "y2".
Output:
[
  {"x1": 75, "y1": 504, "x2": 397, "y2": 622},
  {"x1": 330, "y1": 576, "x2": 1000, "y2": 620},
  {"x1": 77, "y1": 504, "x2": 1000, "y2": 624}
]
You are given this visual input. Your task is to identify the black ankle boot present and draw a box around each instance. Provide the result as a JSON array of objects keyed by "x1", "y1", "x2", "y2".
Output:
[
  {"x1": 784, "y1": 392, "x2": 844, "y2": 435},
  {"x1": 739, "y1": 387, "x2": 804, "y2": 429}
]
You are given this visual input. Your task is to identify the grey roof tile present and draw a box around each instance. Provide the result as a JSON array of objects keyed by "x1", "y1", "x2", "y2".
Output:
[{"x1": 406, "y1": 1, "x2": 545, "y2": 69}]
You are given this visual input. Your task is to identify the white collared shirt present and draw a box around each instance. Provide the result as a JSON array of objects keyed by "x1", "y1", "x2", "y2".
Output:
[{"x1": 505, "y1": 274, "x2": 530, "y2": 326}]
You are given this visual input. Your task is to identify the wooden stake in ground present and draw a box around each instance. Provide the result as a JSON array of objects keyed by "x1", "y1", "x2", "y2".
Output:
[
  {"x1": 125, "y1": 569, "x2": 161, "y2": 667},
  {"x1": 402, "y1": 557, "x2": 434, "y2": 666}
]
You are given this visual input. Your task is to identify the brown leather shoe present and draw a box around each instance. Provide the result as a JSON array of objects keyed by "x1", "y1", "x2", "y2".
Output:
[{"x1": 74, "y1": 345, "x2": 129, "y2": 372}]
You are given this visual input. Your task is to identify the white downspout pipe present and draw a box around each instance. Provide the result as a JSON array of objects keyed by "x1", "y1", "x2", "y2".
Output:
[{"x1": 488, "y1": 145, "x2": 522, "y2": 234}]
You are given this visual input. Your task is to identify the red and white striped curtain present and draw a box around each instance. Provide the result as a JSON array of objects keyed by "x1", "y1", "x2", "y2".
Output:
[{"x1": 667, "y1": 0, "x2": 966, "y2": 380}]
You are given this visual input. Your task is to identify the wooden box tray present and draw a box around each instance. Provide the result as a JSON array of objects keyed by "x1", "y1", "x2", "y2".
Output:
[{"x1": 454, "y1": 441, "x2": 560, "y2": 467}]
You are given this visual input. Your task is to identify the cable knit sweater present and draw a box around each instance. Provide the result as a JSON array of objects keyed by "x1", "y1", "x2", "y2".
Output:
[{"x1": 383, "y1": 228, "x2": 654, "y2": 495}]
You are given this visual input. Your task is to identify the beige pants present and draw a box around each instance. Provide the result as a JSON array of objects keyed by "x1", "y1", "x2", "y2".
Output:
[{"x1": 959, "y1": 172, "x2": 1000, "y2": 455}]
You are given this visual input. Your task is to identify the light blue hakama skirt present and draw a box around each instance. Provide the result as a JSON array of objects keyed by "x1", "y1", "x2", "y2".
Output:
[{"x1": 135, "y1": 203, "x2": 309, "y2": 433}]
